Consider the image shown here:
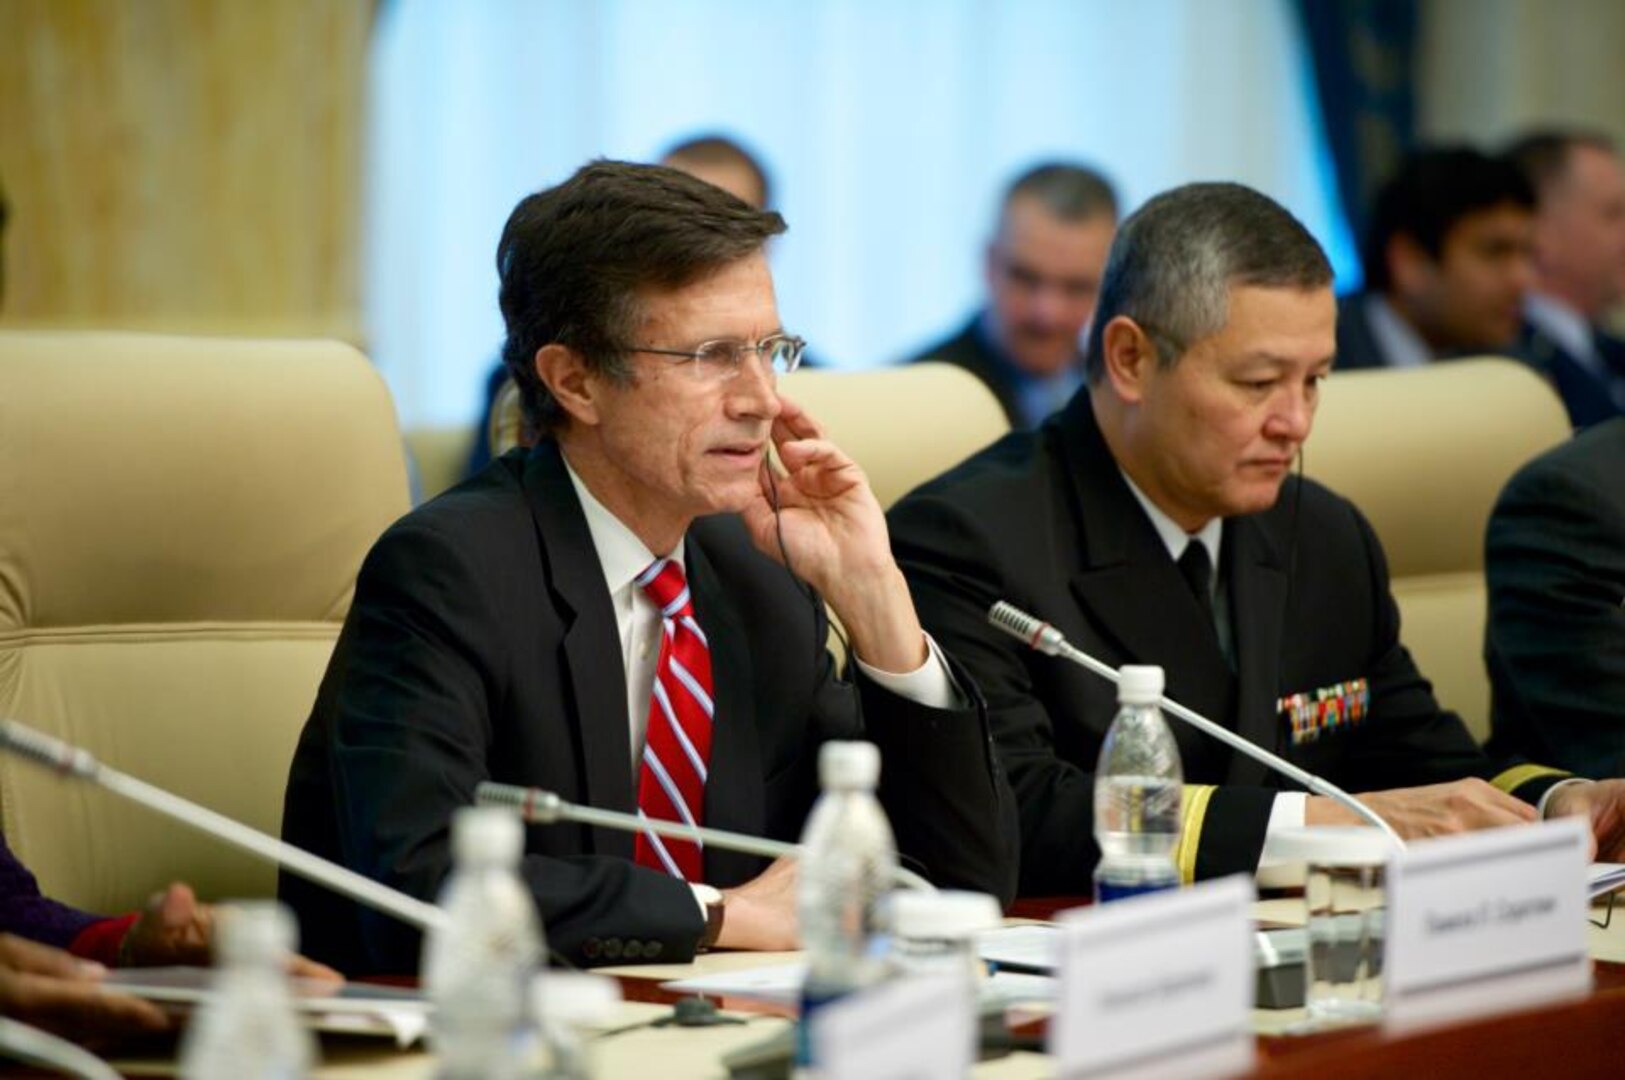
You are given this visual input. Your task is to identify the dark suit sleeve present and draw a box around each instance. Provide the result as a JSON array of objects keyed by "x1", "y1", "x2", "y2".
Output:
[
  {"x1": 890, "y1": 492, "x2": 1122, "y2": 895},
  {"x1": 1486, "y1": 456, "x2": 1625, "y2": 778},
  {"x1": 855, "y1": 656, "x2": 1020, "y2": 907},
  {"x1": 316, "y1": 519, "x2": 704, "y2": 972}
]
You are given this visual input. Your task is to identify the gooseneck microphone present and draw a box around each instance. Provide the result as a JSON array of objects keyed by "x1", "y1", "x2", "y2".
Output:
[
  {"x1": 474, "y1": 781, "x2": 938, "y2": 892},
  {"x1": 0, "y1": 720, "x2": 448, "y2": 932},
  {"x1": 986, "y1": 602, "x2": 1405, "y2": 849}
]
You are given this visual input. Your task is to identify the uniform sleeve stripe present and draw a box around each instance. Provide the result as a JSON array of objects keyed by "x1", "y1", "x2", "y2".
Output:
[
  {"x1": 1491, "y1": 763, "x2": 1571, "y2": 795},
  {"x1": 1175, "y1": 784, "x2": 1217, "y2": 885}
]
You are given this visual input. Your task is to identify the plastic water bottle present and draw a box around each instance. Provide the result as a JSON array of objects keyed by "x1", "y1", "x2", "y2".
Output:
[
  {"x1": 1094, "y1": 664, "x2": 1183, "y2": 903},
  {"x1": 422, "y1": 806, "x2": 545, "y2": 1080},
  {"x1": 795, "y1": 740, "x2": 898, "y2": 1070},
  {"x1": 179, "y1": 902, "x2": 315, "y2": 1080}
]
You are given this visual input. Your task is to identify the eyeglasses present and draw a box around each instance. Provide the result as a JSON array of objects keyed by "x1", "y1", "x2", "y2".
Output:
[{"x1": 626, "y1": 333, "x2": 806, "y2": 382}]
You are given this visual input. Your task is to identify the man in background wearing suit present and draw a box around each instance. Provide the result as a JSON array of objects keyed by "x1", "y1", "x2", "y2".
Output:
[
  {"x1": 1507, "y1": 130, "x2": 1625, "y2": 428},
  {"x1": 1337, "y1": 147, "x2": 1536, "y2": 372},
  {"x1": 889, "y1": 182, "x2": 1625, "y2": 896},
  {"x1": 1485, "y1": 418, "x2": 1625, "y2": 778},
  {"x1": 283, "y1": 161, "x2": 1016, "y2": 974},
  {"x1": 905, "y1": 162, "x2": 1118, "y2": 429}
]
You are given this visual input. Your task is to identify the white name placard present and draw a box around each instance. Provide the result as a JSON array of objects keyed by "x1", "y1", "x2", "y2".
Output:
[
  {"x1": 1048, "y1": 875, "x2": 1255, "y2": 1080},
  {"x1": 1386, "y1": 816, "x2": 1590, "y2": 1031},
  {"x1": 810, "y1": 973, "x2": 976, "y2": 1080}
]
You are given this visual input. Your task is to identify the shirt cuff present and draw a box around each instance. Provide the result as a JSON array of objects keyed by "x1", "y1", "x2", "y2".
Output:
[
  {"x1": 853, "y1": 633, "x2": 966, "y2": 710},
  {"x1": 690, "y1": 883, "x2": 721, "y2": 921},
  {"x1": 68, "y1": 912, "x2": 140, "y2": 968},
  {"x1": 1254, "y1": 792, "x2": 1309, "y2": 886},
  {"x1": 1538, "y1": 777, "x2": 1592, "y2": 819}
]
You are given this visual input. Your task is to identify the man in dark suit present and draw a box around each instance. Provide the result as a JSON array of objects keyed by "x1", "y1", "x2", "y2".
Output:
[
  {"x1": 890, "y1": 182, "x2": 1625, "y2": 894},
  {"x1": 282, "y1": 161, "x2": 1016, "y2": 974},
  {"x1": 1337, "y1": 148, "x2": 1536, "y2": 373},
  {"x1": 1508, "y1": 130, "x2": 1625, "y2": 428},
  {"x1": 905, "y1": 162, "x2": 1118, "y2": 429},
  {"x1": 1485, "y1": 419, "x2": 1625, "y2": 777}
]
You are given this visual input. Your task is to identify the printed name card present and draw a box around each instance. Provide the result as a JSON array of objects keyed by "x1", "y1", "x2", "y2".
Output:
[
  {"x1": 1049, "y1": 875, "x2": 1255, "y2": 1080},
  {"x1": 810, "y1": 973, "x2": 977, "y2": 1080},
  {"x1": 1385, "y1": 816, "x2": 1590, "y2": 1032}
]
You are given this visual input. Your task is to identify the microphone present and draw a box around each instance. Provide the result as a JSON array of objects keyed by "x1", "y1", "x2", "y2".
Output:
[
  {"x1": 985, "y1": 602, "x2": 1404, "y2": 848},
  {"x1": 0, "y1": 720, "x2": 448, "y2": 932},
  {"x1": 474, "y1": 781, "x2": 938, "y2": 892}
]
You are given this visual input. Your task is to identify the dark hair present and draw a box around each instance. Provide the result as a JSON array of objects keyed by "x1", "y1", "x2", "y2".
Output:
[
  {"x1": 660, "y1": 133, "x2": 773, "y2": 210},
  {"x1": 1505, "y1": 128, "x2": 1617, "y2": 199},
  {"x1": 1084, "y1": 182, "x2": 1332, "y2": 382},
  {"x1": 1362, "y1": 147, "x2": 1535, "y2": 292},
  {"x1": 497, "y1": 159, "x2": 786, "y2": 436},
  {"x1": 1002, "y1": 161, "x2": 1118, "y2": 224}
]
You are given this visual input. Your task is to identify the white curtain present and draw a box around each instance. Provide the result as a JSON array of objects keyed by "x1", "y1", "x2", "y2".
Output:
[{"x1": 366, "y1": 0, "x2": 1357, "y2": 429}]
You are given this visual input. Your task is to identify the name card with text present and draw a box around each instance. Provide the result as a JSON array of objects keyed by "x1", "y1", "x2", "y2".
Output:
[
  {"x1": 1049, "y1": 875, "x2": 1255, "y2": 1080},
  {"x1": 810, "y1": 973, "x2": 977, "y2": 1080},
  {"x1": 1386, "y1": 816, "x2": 1590, "y2": 1031}
]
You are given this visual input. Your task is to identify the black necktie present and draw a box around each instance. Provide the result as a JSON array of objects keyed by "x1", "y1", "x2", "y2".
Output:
[{"x1": 1178, "y1": 541, "x2": 1217, "y2": 632}]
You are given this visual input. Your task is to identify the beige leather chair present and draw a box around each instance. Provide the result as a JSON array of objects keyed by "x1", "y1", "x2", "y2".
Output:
[
  {"x1": 779, "y1": 364, "x2": 1011, "y2": 508},
  {"x1": 1304, "y1": 358, "x2": 1571, "y2": 741},
  {"x1": 0, "y1": 331, "x2": 411, "y2": 913},
  {"x1": 403, "y1": 425, "x2": 472, "y2": 502}
]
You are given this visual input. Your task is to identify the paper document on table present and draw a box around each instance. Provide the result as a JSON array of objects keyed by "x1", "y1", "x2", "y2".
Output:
[
  {"x1": 976, "y1": 924, "x2": 1059, "y2": 974},
  {"x1": 661, "y1": 960, "x2": 1056, "y2": 1006},
  {"x1": 1590, "y1": 863, "x2": 1625, "y2": 899},
  {"x1": 101, "y1": 967, "x2": 431, "y2": 1047}
]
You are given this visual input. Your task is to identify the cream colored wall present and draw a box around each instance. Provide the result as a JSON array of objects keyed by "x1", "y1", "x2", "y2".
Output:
[
  {"x1": 0, "y1": 0, "x2": 370, "y2": 341},
  {"x1": 1420, "y1": 0, "x2": 1625, "y2": 147}
]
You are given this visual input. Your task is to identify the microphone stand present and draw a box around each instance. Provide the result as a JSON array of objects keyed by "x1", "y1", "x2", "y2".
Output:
[
  {"x1": 475, "y1": 782, "x2": 939, "y2": 892},
  {"x1": 0, "y1": 720, "x2": 448, "y2": 932},
  {"x1": 986, "y1": 602, "x2": 1405, "y2": 849}
]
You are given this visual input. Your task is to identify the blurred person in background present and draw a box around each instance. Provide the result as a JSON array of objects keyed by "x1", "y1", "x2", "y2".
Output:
[
  {"x1": 1337, "y1": 147, "x2": 1536, "y2": 372},
  {"x1": 906, "y1": 162, "x2": 1118, "y2": 429},
  {"x1": 1507, "y1": 129, "x2": 1625, "y2": 427}
]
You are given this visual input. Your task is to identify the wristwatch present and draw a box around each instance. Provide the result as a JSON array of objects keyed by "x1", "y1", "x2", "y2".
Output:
[{"x1": 695, "y1": 883, "x2": 726, "y2": 950}]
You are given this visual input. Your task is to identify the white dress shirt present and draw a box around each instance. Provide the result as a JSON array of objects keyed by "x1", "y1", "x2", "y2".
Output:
[{"x1": 560, "y1": 454, "x2": 962, "y2": 905}]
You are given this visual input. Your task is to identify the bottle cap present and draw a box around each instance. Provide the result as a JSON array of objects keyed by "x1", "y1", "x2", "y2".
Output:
[
  {"x1": 216, "y1": 901, "x2": 297, "y2": 967},
  {"x1": 452, "y1": 805, "x2": 525, "y2": 864},
  {"x1": 892, "y1": 890, "x2": 1002, "y2": 939},
  {"x1": 818, "y1": 740, "x2": 881, "y2": 790},
  {"x1": 1117, "y1": 665, "x2": 1165, "y2": 705}
]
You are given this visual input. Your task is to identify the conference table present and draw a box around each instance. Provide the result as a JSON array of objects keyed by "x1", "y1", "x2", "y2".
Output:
[{"x1": 87, "y1": 892, "x2": 1623, "y2": 1079}]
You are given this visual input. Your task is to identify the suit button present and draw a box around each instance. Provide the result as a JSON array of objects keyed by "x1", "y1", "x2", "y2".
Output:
[
  {"x1": 646, "y1": 941, "x2": 664, "y2": 960},
  {"x1": 603, "y1": 938, "x2": 623, "y2": 960},
  {"x1": 583, "y1": 937, "x2": 603, "y2": 961},
  {"x1": 624, "y1": 940, "x2": 643, "y2": 960}
]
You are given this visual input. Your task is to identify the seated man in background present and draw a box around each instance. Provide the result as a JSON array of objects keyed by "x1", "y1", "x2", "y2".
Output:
[
  {"x1": 1485, "y1": 418, "x2": 1625, "y2": 778},
  {"x1": 1337, "y1": 147, "x2": 1535, "y2": 372},
  {"x1": 888, "y1": 181, "x2": 1625, "y2": 895},
  {"x1": 1507, "y1": 129, "x2": 1625, "y2": 428},
  {"x1": 283, "y1": 161, "x2": 1016, "y2": 974},
  {"x1": 905, "y1": 162, "x2": 1118, "y2": 429},
  {"x1": 0, "y1": 834, "x2": 337, "y2": 1045}
]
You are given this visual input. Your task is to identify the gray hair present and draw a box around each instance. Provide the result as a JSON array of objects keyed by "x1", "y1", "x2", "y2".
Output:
[
  {"x1": 1084, "y1": 182, "x2": 1332, "y2": 381},
  {"x1": 1002, "y1": 161, "x2": 1118, "y2": 224}
]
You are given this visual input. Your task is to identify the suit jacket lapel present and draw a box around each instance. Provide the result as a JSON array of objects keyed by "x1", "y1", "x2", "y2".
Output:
[
  {"x1": 1059, "y1": 399, "x2": 1234, "y2": 731},
  {"x1": 1224, "y1": 508, "x2": 1290, "y2": 787},
  {"x1": 521, "y1": 442, "x2": 635, "y2": 858},
  {"x1": 682, "y1": 537, "x2": 765, "y2": 884}
]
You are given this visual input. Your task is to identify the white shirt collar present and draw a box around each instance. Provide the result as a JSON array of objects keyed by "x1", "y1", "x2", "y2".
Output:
[
  {"x1": 1364, "y1": 294, "x2": 1434, "y2": 369},
  {"x1": 1117, "y1": 468, "x2": 1223, "y2": 572},
  {"x1": 1525, "y1": 292, "x2": 1601, "y2": 372},
  {"x1": 561, "y1": 452, "x2": 682, "y2": 594}
]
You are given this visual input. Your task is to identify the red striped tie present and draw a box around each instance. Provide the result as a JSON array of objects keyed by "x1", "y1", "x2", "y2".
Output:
[{"x1": 633, "y1": 558, "x2": 714, "y2": 882}]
